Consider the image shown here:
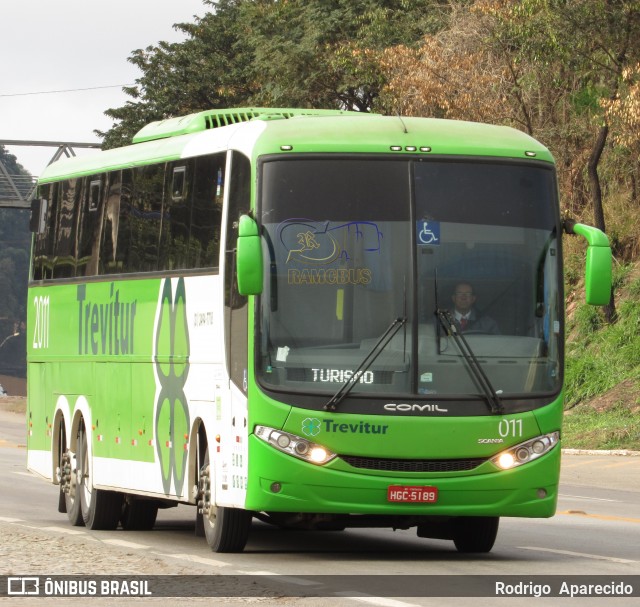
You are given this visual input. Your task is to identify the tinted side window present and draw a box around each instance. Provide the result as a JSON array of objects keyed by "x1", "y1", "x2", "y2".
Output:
[
  {"x1": 225, "y1": 152, "x2": 251, "y2": 390},
  {"x1": 77, "y1": 174, "x2": 104, "y2": 277},
  {"x1": 164, "y1": 161, "x2": 193, "y2": 270},
  {"x1": 129, "y1": 165, "x2": 166, "y2": 273},
  {"x1": 191, "y1": 153, "x2": 224, "y2": 268},
  {"x1": 164, "y1": 153, "x2": 225, "y2": 271},
  {"x1": 101, "y1": 171, "x2": 126, "y2": 275},
  {"x1": 54, "y1": 179, "x2": 82, "y2": 278},
  {"x1": 32, "y1": 183, "x2": 55, "y2": 280},
  {"x1": 31, "y1": 154, "x2": 229, "y2": 281}
]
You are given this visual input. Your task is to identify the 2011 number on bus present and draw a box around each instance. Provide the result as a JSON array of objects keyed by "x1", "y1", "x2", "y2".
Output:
[{"x1": 32, "y1": 295, "x2": 50, "y2": 349}]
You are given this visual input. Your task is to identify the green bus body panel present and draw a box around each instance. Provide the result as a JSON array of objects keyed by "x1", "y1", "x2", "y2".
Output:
[
  {"x1": 132, "y1": 107, "x2": 355, "y2": 143},
  {"x1": 280, "y1": 409, "x2": 541, "y2": 459},
  {"x1": 244, "y1": 382, "x2": 563, "y2": 516},
  {"x1": 28, "y1": 279, "x2": 162, "y2": 464},
  {"x1": 252, "y1": 115, "x2": 555, "y2": 162},
  {"x1": 245, "y1": 436, "x2": 560, "y2": 518}
]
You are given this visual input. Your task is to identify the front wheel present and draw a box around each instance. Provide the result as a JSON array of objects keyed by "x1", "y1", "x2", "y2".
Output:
[
  {"x1": 452, "y1": 516, "x2": 499, "y2": 553},
  {"x1": 199, "y1": 448, "x2": 251, "y2": 552}
]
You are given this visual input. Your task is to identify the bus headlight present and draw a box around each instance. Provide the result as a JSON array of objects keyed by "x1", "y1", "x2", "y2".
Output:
[
  {"x1": 491, "y1": 432, "x2": 559, "y2": 470},
  {"x1": 254, "y1": 426, "x2": 337, "y2": 465}
]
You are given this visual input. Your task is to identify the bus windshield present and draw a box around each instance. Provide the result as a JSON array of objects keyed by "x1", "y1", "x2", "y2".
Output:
[{"x1": 257, "y1": 156, "x2": 561, "y2": 408}]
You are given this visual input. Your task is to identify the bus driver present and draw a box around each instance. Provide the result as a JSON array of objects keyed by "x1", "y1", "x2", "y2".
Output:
[{"x1": 451, "y1": 282, "x2": 500, "y2": 335}]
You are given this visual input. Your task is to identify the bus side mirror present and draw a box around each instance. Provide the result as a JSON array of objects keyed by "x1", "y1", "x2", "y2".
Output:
[
  {"x1": 564, "y1": 220, "x2": 612, "y2": 306},
  {"x1": 30, "y1": 198, "x2": 48, "y2": 234},
  {"x1": 236, "y1": 215, "x2": 263, "y2": 296}
]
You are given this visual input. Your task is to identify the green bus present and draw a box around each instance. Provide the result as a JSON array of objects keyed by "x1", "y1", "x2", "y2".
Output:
[{"x1": 26, "y1": 108, "x2": 611, "y2": 553}]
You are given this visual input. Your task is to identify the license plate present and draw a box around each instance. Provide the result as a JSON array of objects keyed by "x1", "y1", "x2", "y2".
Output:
[{"x1": 387, "y1": 485, "x2": 438, "y2": 503}]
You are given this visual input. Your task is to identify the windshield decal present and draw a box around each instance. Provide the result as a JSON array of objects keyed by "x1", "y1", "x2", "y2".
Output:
[
  {"x1": 416, "y1": 220, "x2": 440, "y2": 246},
  {"x1": 279, "y1": 218, "x2": 383, "y2": 263},
  {"x1": 288, "y1": 268, "x2": 371, "y2": 286},
  {"x1": 279, "y1": 218, "x2": 383, "y2": 287}
]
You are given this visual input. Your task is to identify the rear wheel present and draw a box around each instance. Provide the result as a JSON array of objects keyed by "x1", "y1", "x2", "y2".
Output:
[
  {"x1": 199, "y1": 447, "x2": 251, "y2": 552},
  {"x1": 63, "y1": 422, "x2": 84, "y2": 526},
  {"x1": 121, "y1": 498, "x2": 159, "y2": 530},
  {"x1": 76, "y1": 419, "x2": 122, "y2": 530},
  {"x1": 452, "y1": 516, "x2": 499, "y2": 553}
]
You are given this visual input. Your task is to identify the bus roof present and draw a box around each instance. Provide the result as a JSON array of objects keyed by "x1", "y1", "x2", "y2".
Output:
[{"x1": 38, "y1": 109, "x2": 554, "y2": 183}]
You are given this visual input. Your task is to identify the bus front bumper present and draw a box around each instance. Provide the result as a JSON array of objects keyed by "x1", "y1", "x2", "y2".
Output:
[{"x1": 245, "y1": 435, "x2": 560, "y2": 518}]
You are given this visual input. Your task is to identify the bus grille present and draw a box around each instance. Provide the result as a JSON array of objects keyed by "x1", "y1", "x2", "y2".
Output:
[{"x1": 340, "y1": 456, "x2": 486, "y2": 473}]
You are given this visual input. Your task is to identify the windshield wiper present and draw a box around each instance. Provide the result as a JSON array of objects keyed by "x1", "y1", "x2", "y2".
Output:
[
  {"x1": 325, "y1": 317, "x2": 407, "y2": 412},
  {"x1": 436, "y1": 309, "x2": 504, "y2": 415}
]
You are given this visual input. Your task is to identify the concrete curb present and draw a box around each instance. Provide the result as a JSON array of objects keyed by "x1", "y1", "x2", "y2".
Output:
[{"x1": 562, "y1": 448, "x2": 640, "y2": 457}]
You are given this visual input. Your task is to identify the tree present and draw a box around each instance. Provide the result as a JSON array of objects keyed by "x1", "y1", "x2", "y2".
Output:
[
  {"x1": 100, "y1": 0, "x2": 257, "y2": 148},
  {"x1": 100, "y1": 0, "x2": 447, "y2": 146},
  {"x1": 377, "y1": 1, "x2": 640, "y2": 224},
  {"x1": 241, "y1": 0, "x2": 447, "y2": 111},
  {"x1": 602, "y1": 63, "x2": 640, "y2": 203},
  {"x1": 0, "y1": 145, "x2": 31, "y2": 376}
]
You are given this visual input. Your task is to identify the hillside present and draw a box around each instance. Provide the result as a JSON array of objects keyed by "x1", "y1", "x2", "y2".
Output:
[{"x1": 563, "y1": 213, "x2": 640, "y2": 451}]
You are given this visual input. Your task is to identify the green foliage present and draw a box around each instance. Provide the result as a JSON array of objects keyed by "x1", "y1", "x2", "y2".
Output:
[
  {"x1": 100, "y1": 0, "x2": 446, "y2": 146},
  {"x1": 100, "y1": 0, "x2": 257, "y2": 148},
  {"x1": 612, "y1": 262, "x2": 634, "y2": 291},
  {"x1": 565, "y1": 296, "x2": 640, "y2": 407},
  {"x1": 628, "y1": 276, "x2": 640, "y2": 298},
  {"x1": 563, "y1": 401, "x2": 640, "y2": 450},
  {"x1": 0, "y1": 145, "x2": 27, "y2": 176},
  {"x1": 572, "y1": 303, "x2": 604, "y2": 335},
  {"x1": 0, "y1": 147, "x2": 31, "y2": 376}
]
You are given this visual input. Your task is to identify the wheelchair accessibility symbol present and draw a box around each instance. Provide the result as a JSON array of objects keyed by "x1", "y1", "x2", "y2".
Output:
[{"x1": 416, "y1": 221, "x2": 440, "y2": 246}]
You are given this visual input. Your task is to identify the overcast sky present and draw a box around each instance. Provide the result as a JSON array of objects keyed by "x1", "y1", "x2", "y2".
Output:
[{"x1": 1, "y1": 0, "x2": 209, "y2": 176}]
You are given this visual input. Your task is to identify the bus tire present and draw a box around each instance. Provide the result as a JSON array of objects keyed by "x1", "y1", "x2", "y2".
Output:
[
  {"x1": 452, "y1": 516, "x2": 499, "y2": 553},
  {"x1": 200, "y1": 448, "x2": 251, "y2": 552},
  {"x1": 64, "y1": 477, "x2": 84, "y2": 526},
  {"x1": 77, "y1": 419, "x2": 123, "y2": 530},
  {"x1": 204, "y1": 505, "x2": 252, "y2": 553},
  {"x1": 61, "y1": 426, "x2": 83, "y2": 526},
  {"x1": 121, "y1": 499, "x2": 159, "y2": 531}
]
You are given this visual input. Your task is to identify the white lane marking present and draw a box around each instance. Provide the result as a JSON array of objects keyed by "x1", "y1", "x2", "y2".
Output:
[
  {"x1": 0, "y1": 516, "x2": 23, "y2": 522},
  {"x1": 155, "y1": 552, "x2": 230, "y2": 567},
  {"x1": 559, "y1": 494, "x2": 619, "y2": 502},
  {"x1": 102, "y1": 539, "x2": 151, "y2": 549},
  {"x1": 519, "y1": 546, "x2": 637, "y2": 564},
  {"x1": 41, "y1": 526, "x2": 87, "y2": 535},
  {"x1": 334, "y1": 593, "x2": 421, "y2": 607}
]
